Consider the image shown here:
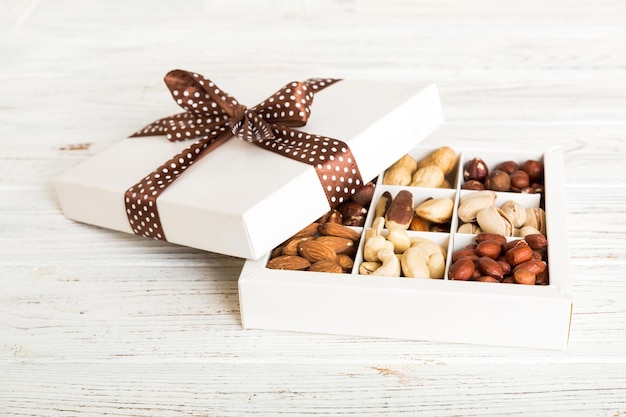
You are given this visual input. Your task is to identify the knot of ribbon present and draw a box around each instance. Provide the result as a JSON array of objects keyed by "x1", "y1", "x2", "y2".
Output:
[{"x1": 125, "y1": 69, "x2": 363, "y2": 242}]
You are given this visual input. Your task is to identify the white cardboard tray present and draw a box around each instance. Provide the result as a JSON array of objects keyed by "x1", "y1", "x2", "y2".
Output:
[{"x1": 239, "y1": 145, "x2": 573, "y2": 350}]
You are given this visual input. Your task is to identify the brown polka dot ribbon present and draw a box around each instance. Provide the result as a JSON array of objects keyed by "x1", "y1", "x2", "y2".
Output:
[{"x1": 125, "y1": 70, "x2": 363, "y2": 241}]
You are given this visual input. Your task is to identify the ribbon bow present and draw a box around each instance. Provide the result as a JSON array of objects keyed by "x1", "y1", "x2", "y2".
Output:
[{"x1": 125, "y1": 70, "x2": 363, "y2": 242}]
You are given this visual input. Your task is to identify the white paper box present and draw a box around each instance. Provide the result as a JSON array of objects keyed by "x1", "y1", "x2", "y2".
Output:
[
  {"x1": 239, "y1": 146, "x2": 573, "y2": 350},
  {"x1": 55, "y1": 79, "x2": 444, "y2": 259}
]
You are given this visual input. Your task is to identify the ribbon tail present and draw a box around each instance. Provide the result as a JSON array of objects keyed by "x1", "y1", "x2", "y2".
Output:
[{"x1": 124, "y1": 130, "x2": 233, "y2": 241}]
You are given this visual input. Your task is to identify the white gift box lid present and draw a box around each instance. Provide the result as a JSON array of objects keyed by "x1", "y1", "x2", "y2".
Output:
[{"x1": 55, "y1": 78, "x2": 444, "y2": 259}]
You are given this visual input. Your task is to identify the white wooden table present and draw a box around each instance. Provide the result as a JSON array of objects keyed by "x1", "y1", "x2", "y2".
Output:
[{"x1": 2, "y1": 1, "x2": 626, "y2": 415}]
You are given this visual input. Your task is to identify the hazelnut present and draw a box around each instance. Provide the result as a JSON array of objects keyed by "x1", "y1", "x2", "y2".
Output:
[
  {"x1": 339, "y1": 202, "x2": 367, "y2": 227},
  {"x1": 484, "y1": 170, "x2": 510, "y2": 192},
  {"x1": 461, "y1": 180, "x2": 485, "y2": 190},
  {"x1": 463, "y1": 158, "x2": 489, "y2": 182},
  {"x1": 521, "y1": 160, "x2": 544, "y2": 184},
  {"x1": 509, "y1": 170, "x2": 530, "y2": 189},
  {"x1": 495, "y1": 160, "x2": 518, "y2": 174},
  {"x1": 350, "y1": 182, "x2": 375, "y2": 207}
]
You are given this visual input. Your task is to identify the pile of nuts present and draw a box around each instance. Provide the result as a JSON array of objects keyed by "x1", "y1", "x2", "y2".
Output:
[
  {"x1": 266, "y1": 180, "x2": 375, "y2": 273},
  {"x1": 448, "y1": 232, "x2": 549, "y2": 285},
  {"x1": 382, "y1": 146, "x2": 458, "y2": 188},
  {"x1": 457, "y1": 191, "x2": 546, "y2": 237},
  {"x1": 267, "y1": 222, "x2": 361, "y2": 273},
  {"x1": 462, "y1": 157, "x2": 544, "y2": 194},
  {"x1": 359, "y1": 190, "x2": 447, "y2": 278},
  {"x1": 316, "y1": 181, "x2": 375, "y2": 228}
]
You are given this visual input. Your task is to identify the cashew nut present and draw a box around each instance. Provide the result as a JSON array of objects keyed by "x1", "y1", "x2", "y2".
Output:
[
  {"x1": 364, "y1": 217, "x2": 394, "y2": 262},
  {"x1": 371, "y1": 248, "x2": 401, "y2": 277},
  {"x1": 405, "y1": 237, "x2": 446, "y2": 279},
  {"x1": 387, "y1": 228, "x2": 410, "y2": 254},
  {"x1": 400, "y1": 246, "x2": 431, "y2": 278}
]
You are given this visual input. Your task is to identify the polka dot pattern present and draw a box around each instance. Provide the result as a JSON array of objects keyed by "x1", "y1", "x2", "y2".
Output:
[
  {"x1": 124, "y1": 132, "x2": 232, "y2": 240},
  {"x1": 126, "y1": 70, "x2": 362, "y2": 241},
  {"x1": 260, "y1": 126, "x2": 362, "y2": 207}
]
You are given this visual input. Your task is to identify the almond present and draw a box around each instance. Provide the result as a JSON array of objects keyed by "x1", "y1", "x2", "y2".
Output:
[
  {"x1": 314, "y1": 236, "x2": 356, "y2": 256},
  {"x1": 292, "y1": 222, "x2": 320, "y2": 239},
  {"x1": 298, "y1": 240, "x2": 337, "y2": 263},
  {"x1": 308, "y1": 260, "x2": 344, "y2": 274},
  {"x1": 336, "y1": 254, "x2": 354, "y2": 271},
  {"x1": 318, "y1": 222, "x2": 361, "y2": 242},
  {"x1": 282, "y1": 237, "x2": 312, "y2": 256},
  {"x1": 267, "y1": 255, "x2": 311, "y2": 271}
]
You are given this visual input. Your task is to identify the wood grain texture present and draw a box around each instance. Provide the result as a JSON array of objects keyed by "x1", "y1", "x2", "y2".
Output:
[{"x1": 2, "y1": 0, "x2": 626, "y2": 415}]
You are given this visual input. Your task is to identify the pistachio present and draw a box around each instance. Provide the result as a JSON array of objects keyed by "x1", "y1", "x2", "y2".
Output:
[
  {"x1": 457, "y1": 190, "x2": 497, "y2": 223},
  {"x1": 500, "y1": 200, "x2": 527, "y2": 228},
  {"x1": 518, "y1": 225, "x2": 542, "y2": 238},
  {"x1": 476, "y1": 207, "x2": 511, "y2": 236},
  {"x1": 457, "y1": 222, "x2": 482, "y2": 234},
  {"x1": 524, "y1": 207, "x2": 546, "y2": 235},
  {"x1": 415, "y1": 197, "x2": 454, "y2": 224}
]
